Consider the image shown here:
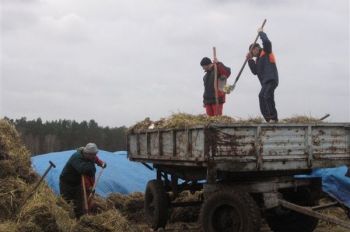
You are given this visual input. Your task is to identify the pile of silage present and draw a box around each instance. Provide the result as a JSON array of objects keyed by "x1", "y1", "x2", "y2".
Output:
[
  {"x1": 169, "y1": 191, "x2": 201, "y2": 223},
  {"x1": 17, "y1": 186, "x2": 75, "y2": 232},
  {"x1": 72, "y1": 210, "x2": 136, "y2": 232},
  {"x1": 316, "y1": 198, "x2": 349, "y2": 232},
  {"x1": 281, "y1": 115, "x2": 322, "y2": 123},
  {"x1": 0, "y1": 118, "x2": 135, "y2": 232},
  {"x1": 0, "y1": 118, "x2": 75, "y2": 231},
  {"x1": 0, "y1": 119, "x2": 37, "y2": 182},
  {"x1": 129, "y1": 113, "x2": 324, "y2": 132},
  {"x1": 316, "y1": 207, "x2": 349, "y2": 232},
  {"x1": 129, "y1": 113, "x2": 237, "y2": 132},
  {"x1": 0, "y1": 177, "x2": 28, "y2": 220},
  {"x1": 107, "y1": 192, "x2": 145, "y2": 223},
  {"x1": 107, "y1": 190, "x2": 202, "y2": 224},
  {"x1": 0, "y1": 221, "x2": 18, "y2": 232},
  {"x1": 0, "y1": 119, "x2": 38, "y2": 223}
]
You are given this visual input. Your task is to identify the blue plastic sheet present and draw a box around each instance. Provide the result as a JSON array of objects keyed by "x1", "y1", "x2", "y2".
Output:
[
  {"x1": 32, "y1": 151, "x2": 350, "y2": 207},
  {"x1": 296, "y1": 165, "x2": 350, "y2": 208},
  {"x1": 31, "y1": 150, "x2": 155, "y2": 197}
]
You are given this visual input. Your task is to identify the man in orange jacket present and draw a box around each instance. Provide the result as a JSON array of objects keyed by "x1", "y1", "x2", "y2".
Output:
[{"x1": 247, "y1": 27, "x2": 279, "y2": 123}]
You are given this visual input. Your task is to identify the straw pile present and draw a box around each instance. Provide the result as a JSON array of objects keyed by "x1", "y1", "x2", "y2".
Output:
[
  {"x1": 0, "y1": 118, "x2": 135, "y2": 232},
  {"x1": 0, "y1": 119, "x2": 35, "y2": 224},
  {"x1": 129, "y1": 113, "x2": 237, "y2": 132},
  {"x1": 1, "y1": 117, "x2": 343, "y2": 232},
  {"x1": 0, "y1": 221, "x2": 18, "y2": 232},
  {"x1": 17, "y1": 186, "x2": 75, "y2": 232},
  {"x1": 107, "y1": 190, "x2": 202, "y2": 224},
  {"x1": 0, "y1": 119, "x2": 37, "y2": 182},
  {"x1": 0, "y1": 177, "x2": 28, "y2": 220},
  {"x1": 281, "y1": 115, "x2": 322, "y2": 123},
  {"x1": 169, "y1": 191, "x2": 201, "y2": 223},
  {"x1": 72, "y1": 210, "x2": 134, "y2": 232},
  {"x1": 129, "y1": 113, "x2": 323, "y2": 132},
  {"x1": 107, "y1": 192, "x2": 144, "y2": 222},
  {"x1": 315, "y1": 198, "x2": 349, "y2": 232}
]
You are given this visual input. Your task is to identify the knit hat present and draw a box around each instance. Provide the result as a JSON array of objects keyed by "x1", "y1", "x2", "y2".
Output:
[
  {"x1": 200, "y1": 57, "x2": 212, "y2": 66},
  {"x1": 83, "y1": 143, "x2": 98, "y2": 154},
  {"x1": 249, "y1": 43, "x2": 261, "y2": 51}
]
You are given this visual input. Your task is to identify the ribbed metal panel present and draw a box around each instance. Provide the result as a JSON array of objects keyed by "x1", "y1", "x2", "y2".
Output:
[{"x1": 128, "y1": 123, "x2": 350, "y2": 171}]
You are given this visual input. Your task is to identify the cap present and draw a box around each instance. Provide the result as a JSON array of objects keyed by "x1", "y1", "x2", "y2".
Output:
[
  {"x1": 83, "y1": 143, "x2": 98, "y2": 154},
  {"x1": 200, "y1": 57, "x2": 212, "y2": 66},
  {"x1": 249, "y1": 43, "x2": 261, "y2": 51}
]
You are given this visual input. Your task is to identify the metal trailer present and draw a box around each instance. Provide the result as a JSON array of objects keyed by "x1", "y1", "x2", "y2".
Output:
[{"x1": 127, "y1": 123, "x2": 350, "y2": 232}]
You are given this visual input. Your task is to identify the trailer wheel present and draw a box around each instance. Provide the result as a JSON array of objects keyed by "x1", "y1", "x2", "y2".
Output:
[
  {"x1": 266, "y1": 187, "x2": 319, "y2": 232},
  {"x1": 144, "y1": 179, "x2": 169, "y2": 229},
  {"x1": 200, "y1": 190, "x2": 261, "y2": 232}
]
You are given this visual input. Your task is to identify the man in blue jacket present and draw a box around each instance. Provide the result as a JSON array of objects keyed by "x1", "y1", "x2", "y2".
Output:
[{"x1": 247, "y1": 28, "x2": 279, "y2": 122}]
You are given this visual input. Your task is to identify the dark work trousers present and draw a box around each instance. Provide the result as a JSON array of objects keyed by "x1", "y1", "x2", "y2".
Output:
[
  {"x1": 259, "y1": 81, "x2": 278, "y2": 122},
  {"x1": 59, "y1": 180, "x2": 83, "y2": 218}
]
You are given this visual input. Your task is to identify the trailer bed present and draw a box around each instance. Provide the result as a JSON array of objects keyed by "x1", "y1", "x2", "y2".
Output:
[{"x1": 128, "y1": 123, "x2": 350, "y2": 172}]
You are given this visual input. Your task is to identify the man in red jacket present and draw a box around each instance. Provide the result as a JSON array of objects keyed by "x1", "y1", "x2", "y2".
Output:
[{"x1": 200, "y1": 57, "x2": 231, "y2": 116}]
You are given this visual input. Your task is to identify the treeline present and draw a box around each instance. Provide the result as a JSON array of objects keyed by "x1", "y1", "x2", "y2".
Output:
[{"x1": 5, "y1": 117, "x2": 128, "y2": 155}]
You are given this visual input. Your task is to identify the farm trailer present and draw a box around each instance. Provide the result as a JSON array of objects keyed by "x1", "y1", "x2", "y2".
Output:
[{"x1": 127, "y1": 122, "x2": 350, "y2": 232}]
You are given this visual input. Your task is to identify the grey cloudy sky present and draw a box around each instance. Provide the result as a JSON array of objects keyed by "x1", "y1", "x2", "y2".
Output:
[{"x1": 0, "y1": 0, "x2": 349, "y2": 127}]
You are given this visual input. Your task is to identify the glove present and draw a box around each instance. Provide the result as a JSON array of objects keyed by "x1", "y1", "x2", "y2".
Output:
[
  {"x1": 102, "y1": 162, "x2": 107, "y2": 169},
  {"x1": 246, "y1": 52, "x2": 253, "y2": 60},
  {"x1": 257, "y1": 27, "x2": 263, "y2": 33},
  {"x1": 223, "y1": 85, "x2": 234, "y2": 94}
]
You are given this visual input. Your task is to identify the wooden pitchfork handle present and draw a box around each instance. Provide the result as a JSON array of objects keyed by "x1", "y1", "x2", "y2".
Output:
[
  {"x1": 227, "y1": 19, "x2": 267, "y2": 93},
  {"x1": 21, "y1": 161, "x2": 56, "y2": 207},
  {"x1": 81, "y1": 175, "x2": 89, "y2": 214},
  {"x1": 88, "y1": 168, "x2": 104, "y2": 200},
  {"x1": 213, "y1": 46, "x2": 219, "y2": 114}
]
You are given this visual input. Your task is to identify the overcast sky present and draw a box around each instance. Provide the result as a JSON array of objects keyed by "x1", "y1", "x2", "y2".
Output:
[{"x1": 0, "y1": 0, "x2": 349, "y2": 127}]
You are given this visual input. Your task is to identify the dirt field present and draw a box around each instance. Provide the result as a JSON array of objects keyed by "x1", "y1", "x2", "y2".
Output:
[{"x1": 134, "y1": 204, "x2": 350, "y2": 232}]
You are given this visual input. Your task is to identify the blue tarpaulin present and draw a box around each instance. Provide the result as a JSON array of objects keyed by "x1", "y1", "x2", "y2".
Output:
[
  {"x1": 296, "y1": 165, "x2": 350, "y2": 208},
  {"x1": 32, "y1": 151, "x2": 350, "y2": 207},
  {"x1": 31, "y1": 150, "x2": 155, "y2": 197}
]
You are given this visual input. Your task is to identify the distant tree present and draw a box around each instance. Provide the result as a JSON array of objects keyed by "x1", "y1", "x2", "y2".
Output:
[{"x1": 6, "y1": 117, "x2": 127, "y2": 156}]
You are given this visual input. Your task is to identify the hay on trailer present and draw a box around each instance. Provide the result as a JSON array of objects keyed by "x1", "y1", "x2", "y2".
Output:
[
  {"x1": 236, "y1": 116, "x2": 264, "y2": 124},
  {"x1": 152, "y1": 113, "x2": 236, "y2": 129},
  {"x1": 128, "y1": 117, "x2": 153, "y2": 133},
  {"x1": 129, "y1": 113, "x2": 238, "y2": 132},
  {"x1": 129, "y1": 114, "x2": 328, "y2": 132},
  {"x1": 281, "y1": 115, "x2": 322, "y2": 123},
  {"x1": 72, "y1": 210, "x2": 134, "y2": 232}
]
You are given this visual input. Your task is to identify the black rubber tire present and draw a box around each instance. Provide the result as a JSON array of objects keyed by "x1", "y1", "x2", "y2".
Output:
[
  {"x1": 266, "y1": 187, "x2": 319, "y2": 232},
  {"x1": 200, "y1": 190, "x2": 261, "y2": 232},
  {"x1": 144, "y1": 179, "x2": 169, "y2": 229}
]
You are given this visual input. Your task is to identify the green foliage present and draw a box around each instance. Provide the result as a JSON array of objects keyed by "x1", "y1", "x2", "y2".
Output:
[{"x1": 4, "y1": 117, "x2": 127, "y2": 155}]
